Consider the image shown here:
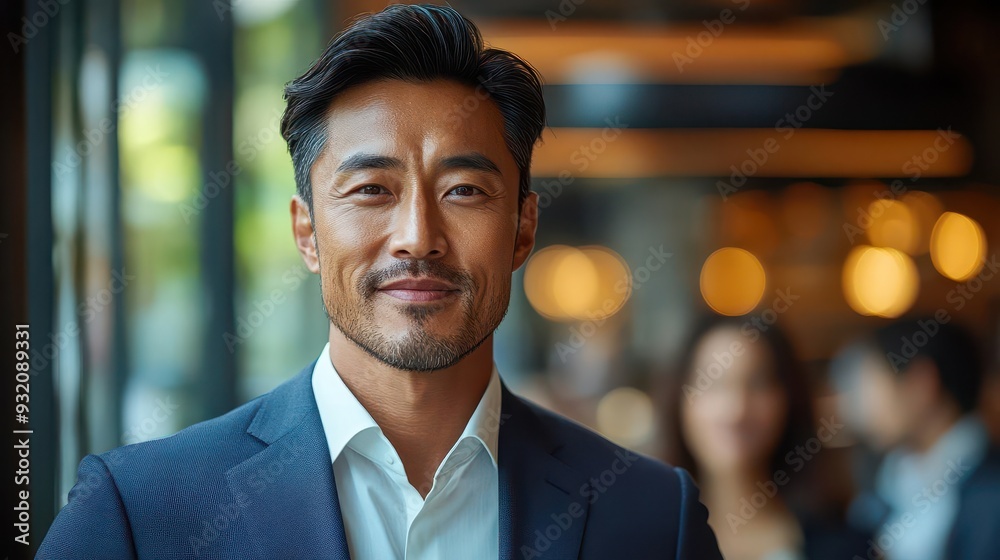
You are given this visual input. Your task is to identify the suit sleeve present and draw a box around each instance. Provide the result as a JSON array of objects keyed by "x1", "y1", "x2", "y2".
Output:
[
  {"x1": 37, "y1": 454, "x2": 138, "y2": 560},
  {"x1": 673, "y1": 467, "x2": 723, "y2": 560}
]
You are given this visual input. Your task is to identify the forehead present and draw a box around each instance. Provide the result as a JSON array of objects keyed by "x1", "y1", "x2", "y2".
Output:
[{"x1": 319, "y1": 78, "x2": 514, "y2": 168}]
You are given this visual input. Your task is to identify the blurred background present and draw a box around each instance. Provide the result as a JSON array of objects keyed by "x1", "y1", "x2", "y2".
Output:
[{"x1": 4, "y1": 0, "x2": 1000, "y2": 557}]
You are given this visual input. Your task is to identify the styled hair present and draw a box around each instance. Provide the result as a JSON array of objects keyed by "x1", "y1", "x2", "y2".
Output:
[
  {"x1": 280, "y1": 4, "x2": 546, "y2": 210},
  {"x1": 662, "y1": 314, "x2": 816, "y2": 482},
  {"x1": 868, "y1": 317, "x2": 984, "y2": 412}
]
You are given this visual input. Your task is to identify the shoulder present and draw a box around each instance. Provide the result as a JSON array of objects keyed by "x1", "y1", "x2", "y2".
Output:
[
  {"x1": 85, "y1": 363, "x2": 316, "y2": 512},
  {"x1": 957, "y1": 446, "x2": 1000, "y2": 516},
  {"x1": 510, "y1": 395, "x2": 722, "y2": 558},
  {"x1": 948, "y1": 446, "x2": 1000, "y2": 557},
  {"x1": 99, "y1": 362, "x2": 316, "y2": 481},
  {"x1": 100, "y1": 395, "x2": 266, "y2": 480}
]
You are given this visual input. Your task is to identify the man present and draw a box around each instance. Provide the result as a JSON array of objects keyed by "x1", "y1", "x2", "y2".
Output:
[
  {"x1": 837, "y1": 318, "x2": 1000, "y2": 560},
  {"x1": 38, "y1": 5, "x2": 721, "y2": 559}
]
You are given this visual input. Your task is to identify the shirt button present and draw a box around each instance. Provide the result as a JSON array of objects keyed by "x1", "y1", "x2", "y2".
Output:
[{"x1": 386, "y1": 455, "x2": 395, "y2": 465}]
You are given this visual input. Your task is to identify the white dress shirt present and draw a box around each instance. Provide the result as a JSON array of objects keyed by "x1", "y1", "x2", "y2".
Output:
[{"x1": 311, "y1": 343, "x2": 500, "y2": 560}]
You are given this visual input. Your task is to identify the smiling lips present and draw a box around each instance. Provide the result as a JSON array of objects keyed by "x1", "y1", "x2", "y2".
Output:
[{"x1": 377, "y1": 277, "x2": 460, "y2": 302}]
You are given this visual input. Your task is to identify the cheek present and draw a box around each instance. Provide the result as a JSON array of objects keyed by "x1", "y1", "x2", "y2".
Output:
[
  {"x1": 680, "y1": 398, "x2": 719, "y2": 451},
  {"x1": 314, "y1": 210, "x2": 383, "y2": 291},
  {"x1": 450, "y1": 213, "x2": 518, "y2": 281}
]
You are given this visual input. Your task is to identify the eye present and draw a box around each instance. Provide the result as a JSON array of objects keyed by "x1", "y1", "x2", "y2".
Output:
[
  {"x1": 448, "y1": 185, "x2": 482, "y2": 197},
  {"x1": 356, "y1": 184, "x2": 388, "y2": 196}
]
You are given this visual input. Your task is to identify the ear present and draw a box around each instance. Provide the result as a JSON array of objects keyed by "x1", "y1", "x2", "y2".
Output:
[
  {"x1": 512, "y1": 191, "x2": 538, "y2": 272},
  {"x1": 291, "y1": 195, "x2": 320, "y2": 274}
]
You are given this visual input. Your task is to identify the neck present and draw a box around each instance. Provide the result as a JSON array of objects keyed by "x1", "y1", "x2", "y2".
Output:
[
  {"x1": 327, "y1": 326, "x2": 494, "y2": 497},
  {"x1": 909, "y1": 403, "x2": 963, "y2": 454}
]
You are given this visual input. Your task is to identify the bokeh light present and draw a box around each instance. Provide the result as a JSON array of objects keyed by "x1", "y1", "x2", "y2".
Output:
[
  {"x1": 865, "y1": 199, "x2": 919, "y2": 255},
  {"x1": 842, "y1": 245, "x2": 919, "y2": 318},
  {"x1": 579, "y1": 246, "x2": 632, "y2": 321},
  {"x1": 930, "y1": 212, "x2": 987, "y2": 281},
  {"x1": 596, "y1": 387, "x2": 655, "y2": 447},
  {"x1": 524, "y1": 245, "x2": 631, "y2": 321},
  {"x1": 700, "y1": 248, "x2": 766, "y2": 316}
]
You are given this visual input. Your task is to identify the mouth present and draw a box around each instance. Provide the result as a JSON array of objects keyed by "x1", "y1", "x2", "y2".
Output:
[{"x1": 376, "y1": 277, "x2": 461, "y2": 303}]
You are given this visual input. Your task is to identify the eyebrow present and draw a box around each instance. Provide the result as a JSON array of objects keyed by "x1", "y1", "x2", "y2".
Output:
[
  {"x1": 334, "y1": 151, "x2": 504, "y2": 178},
  {"x1": 438, "y1": 152, "x2": 503, "y2": 178},
  {"x1": 335, "y1": 153, "x2": 403, "y2": 173}
]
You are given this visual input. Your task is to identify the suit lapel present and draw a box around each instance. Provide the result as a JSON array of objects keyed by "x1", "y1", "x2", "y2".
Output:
[
  {"x1": 499, "y1": 383, "x2": 590, "y2": 560},
  {"x1": 222, "y1": 364, "x2": 589, "y2": 560},
  {"x1": 225, "y1": 362, "x2": 352, "y2": 559}
]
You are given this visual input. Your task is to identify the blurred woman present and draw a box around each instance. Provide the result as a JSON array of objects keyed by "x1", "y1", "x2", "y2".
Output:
[{"x1": 662, "y1": 315, "x2": 867, "y2": 560}]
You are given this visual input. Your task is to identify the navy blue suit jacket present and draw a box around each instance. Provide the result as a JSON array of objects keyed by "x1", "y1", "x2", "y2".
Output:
[
  {"x1": 946, "y1": 446, "x2": 1000, "y2": 559},
  {"x1": 38, "y1": 362, "x2": 722, "y2": 559}
]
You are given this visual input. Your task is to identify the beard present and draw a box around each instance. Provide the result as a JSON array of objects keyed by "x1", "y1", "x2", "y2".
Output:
[{"x1": 322, "y1": 258, "x2": 510, "y2": 371}]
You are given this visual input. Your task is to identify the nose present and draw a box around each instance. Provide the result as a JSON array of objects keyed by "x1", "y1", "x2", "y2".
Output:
[{"x1": 387, "y1": 186, "x2": 448, "y2": 260}]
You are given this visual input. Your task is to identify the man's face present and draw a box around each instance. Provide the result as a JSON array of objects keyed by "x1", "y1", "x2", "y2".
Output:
[
  {"x1": 292, "y1": 78, "x2": 537, "y2": 371},
  {"x1": 853, "y1": 351, "x2": 912, "y2": 451}
]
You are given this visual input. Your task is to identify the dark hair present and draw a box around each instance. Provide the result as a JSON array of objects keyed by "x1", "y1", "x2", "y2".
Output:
[
  {"x1": 662, "y1": 315, "x2": 816, "y2": 482},
  {"x1": 280, "y1": 4, "x2": 546, "y2": 211},
  {"x1": 868, "y1": 317, "x2": 984, "y2": 412}
]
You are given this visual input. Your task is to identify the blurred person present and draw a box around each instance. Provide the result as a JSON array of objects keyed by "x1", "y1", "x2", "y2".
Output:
[
  {"x1": 38, "y1": 5, "x2": 722, "y2": 559},
  {"x1": 836, "y1": 318, "x2": 1000, "y2": 560},
  {"x1": 664, "y1": 315, "x2": 869, "y2": 560}
]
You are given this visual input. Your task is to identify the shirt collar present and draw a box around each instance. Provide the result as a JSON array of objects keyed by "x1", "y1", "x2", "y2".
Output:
[
  {"x1": 877, "y1": 414, "x2": 989, "y2": 501},
  {"x1": 310, "y1": 342, "x2": 501, "y2": 467}
]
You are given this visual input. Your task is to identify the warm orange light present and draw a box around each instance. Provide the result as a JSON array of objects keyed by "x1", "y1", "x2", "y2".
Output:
[
  {"x1": 843, "y1": 246, "x2": 919, "y2": 318},
  {"x1": 524, "y1": 245, "x2": 631, "y2": 321},
  {"x1": 524, "y1": 245, "x2": 576, "y2": 320},
  {"x1": 900, "y1": 191, "x2": 944, "y2": 255},
  {"x1": 579, "y1": 246, "x2": 631, "y2": 321},
  {"x1": 866, "y1": 199, "x2": 919, "y2": 255},
  {"x1": 531, "y1": 129, "x2": 973, "y2": 179},
  {"x1": 596, "y1": 387, "x2": 655, "y2": 447},
  {"x1": 700, "y1": 248, "x2": 766, "y2": 316},
  {"x1": 480, "y1": 19, "x2": 877, "y2": 85},
  {"x1": 719, "y1": 192, "x2": 780, "y2": 256},
  {"x1": 930, "y1": 212, "x2": 987, "y2": 281}
]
